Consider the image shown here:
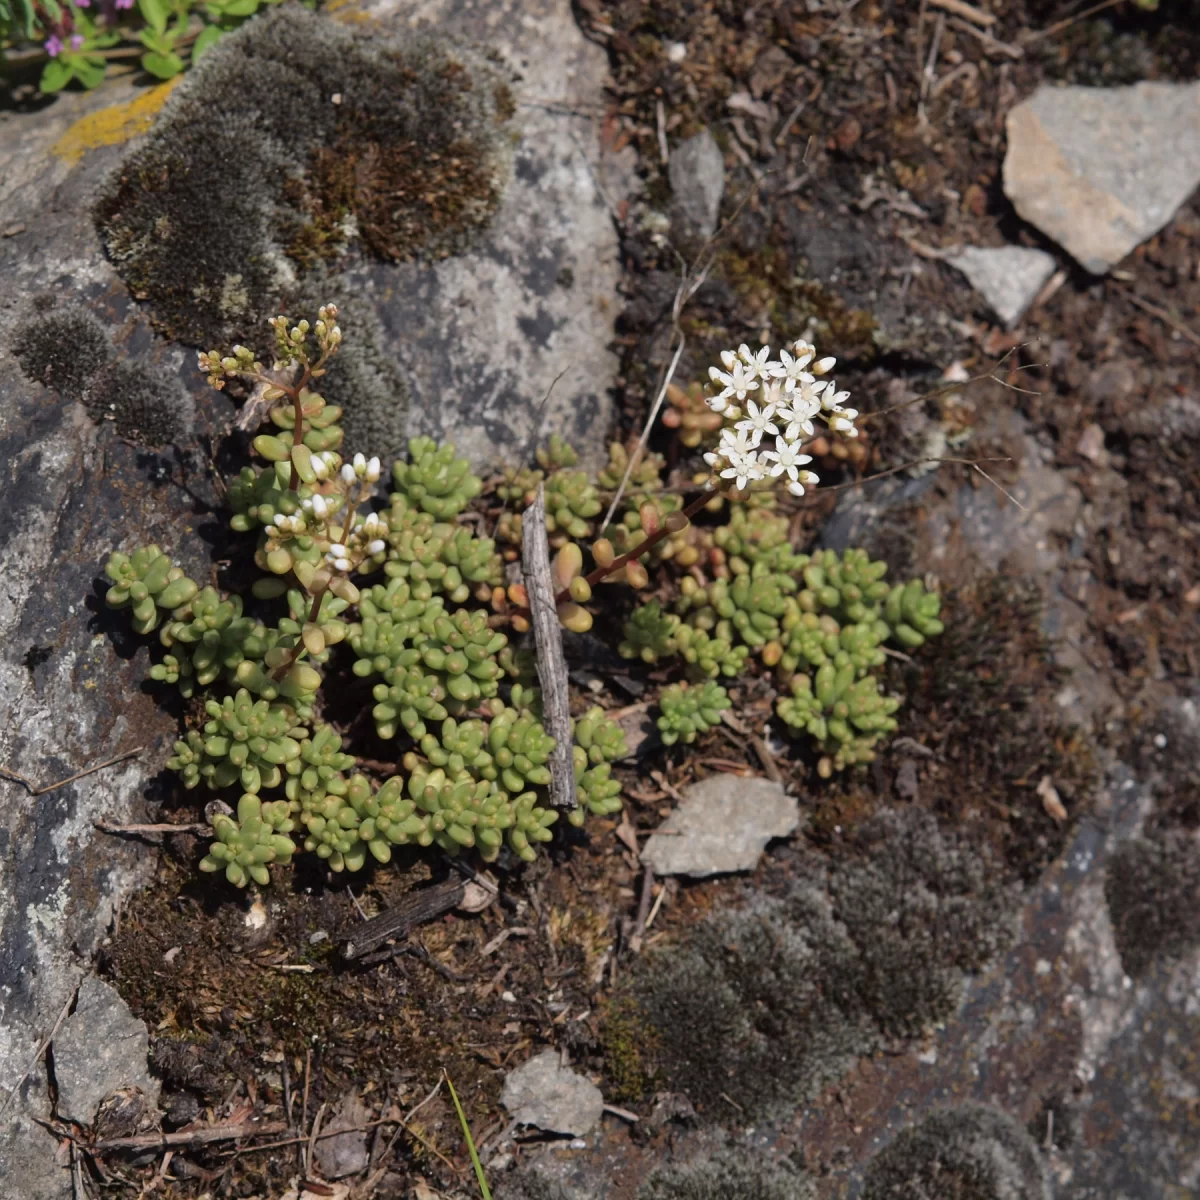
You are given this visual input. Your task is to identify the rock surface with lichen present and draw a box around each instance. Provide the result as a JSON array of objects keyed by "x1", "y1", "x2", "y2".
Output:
[{"x1": 0, "y1": 4, "x2": 630, "y2": 1195}]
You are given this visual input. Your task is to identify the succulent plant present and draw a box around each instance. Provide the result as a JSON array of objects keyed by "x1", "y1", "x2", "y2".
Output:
[
  {"x1": 619, "y1": 601, "x2": 681, "y2": 664},
  {"x1": 536, "y1": 433, "x2": 580, "y2": 472},
  {"x1": 776, "y1": 665, "x2": 900, "y2": 774},
  {"x1": 544, "y1": 468, "x2": 603, "y2": 541},
  {"x1": 381, "y1": 520, "x2": 499, "y2": 604},
  {"x1": 657, "y1": 680, "x2": 730, "y2": 746},
  {"x1": 596, "y1": 441, "x2": 666, "y2": 499},
  {"x1": 712, "y1": 506, "x2": 808, "y2": 576},
  {"x1": 884, "y1": 579, "x2": 944, "y2": 647},
  {"x1": 169, "y1": 689, "x2": 308, "y2": 793},
  {"x1": 199, "y1": 794, "x2": 297, "y2": 888},
  {"x1": 104, "y1": 546, "x2": 199, "y2": 634},
  {"x1": 675, "y1": 624, "x2": 749, "y2": 680},
  {"x1": 571, "y1": 706, "x2": 628, "y2": 823},
  {"x1": 660, "y1": 380, "x2": 725, "y2": 448},
  {"x1": 392, "y1": 437, "x2": 482, "y2": 519}
]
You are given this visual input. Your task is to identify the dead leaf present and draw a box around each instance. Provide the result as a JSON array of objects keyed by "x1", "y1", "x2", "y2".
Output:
[{"x1": 1036, "y1": 775, "x2": 1067, "y2": 824}]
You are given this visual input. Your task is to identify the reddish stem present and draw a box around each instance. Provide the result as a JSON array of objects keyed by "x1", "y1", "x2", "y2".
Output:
[
  {"x1": 270, "y1": 583, "x2": 327, "y2": 682},
  {"x1": 512, "y1": 488, "x2": 713, "y2": 621}
]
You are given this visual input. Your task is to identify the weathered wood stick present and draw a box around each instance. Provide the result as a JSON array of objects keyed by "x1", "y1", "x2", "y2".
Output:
[
  {"x1": 337, "y1": 878, "x2": 466, "y2": 960},
  {"x1": 521, "y1": 484, "x2": 576, "y2": 811},
  {"x1": 92, "y1": 1120, "x2": 289, "y2": 1152}
]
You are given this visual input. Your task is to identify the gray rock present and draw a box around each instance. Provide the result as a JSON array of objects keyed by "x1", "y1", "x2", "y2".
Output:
[
  {"x1": 945, "y1": 245, "x2": 1057, "y2": 328},
  {"x1": 0, "y1": 4, "x2": 630, "y2": 1196},
  {"x1": 1003, "y1": 81, "x2": 1200, "y2": 275},
  {"x1": 53, "y1": 976, "x2": 159, "y2": 1126},
  {"x1": 640, "y1": 775, "x2": 798, "y2": 878},
  {"x1": 314, "y1": 1089, "x2": 372, "y2": 1179},
  {"x1": 359, "y1": 0, "x2": 634, "y2": 468},
  {"x1": 500, "y1": 1049, "x2": 604, "y2": 1136},
  {"x1": 669, "y1": 128, "x2": 726, "y2": 239}
]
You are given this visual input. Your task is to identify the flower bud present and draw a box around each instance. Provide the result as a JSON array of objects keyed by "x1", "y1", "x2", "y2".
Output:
[{"x1": 366, "y1": 456, "x2": 381, "y2": 482}]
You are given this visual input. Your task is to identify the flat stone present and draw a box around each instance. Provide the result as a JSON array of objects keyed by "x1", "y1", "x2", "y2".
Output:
[
  {"x1": 53, "y1": 976, "x2": 160, "y2": 1126},
  {"x1": 1003, "y1": 82, "x2": 1200, "y2": 275},
  {"x1": 945, "y1": 245, "x2": 1056, "y2": 328},
  {"x1": 500, "y1": 1049, "x2": 604, "y2": 1136},
  {"x1": 669, "y1": 127, "x2": 726, "y2": 239},
  {"x1": 640, "y1": 775, "x2": 798, "y2": 878},
  {"x1": 313, "y1": 1089, "x2": 371, "y2": 1179}
]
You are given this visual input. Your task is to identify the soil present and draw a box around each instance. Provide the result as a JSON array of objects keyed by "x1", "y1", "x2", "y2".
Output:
[{"x1": 57, "y1": 0, "x2": 1200, "y2": 1196}]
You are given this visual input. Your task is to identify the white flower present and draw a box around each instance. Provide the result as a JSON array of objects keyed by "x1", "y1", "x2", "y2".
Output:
[
  {"x1": 720, "y1": 452, "x2": 765, "y2": 492},
  {"x1": 708, "y1": 359, "x2": 759, "y2": 404},
  {"x1": 762, "y1": 436, "x2": 813, "y2": 485},
  {"x1": 326, "y1": 549, "x2": 352, "y2": 572},
  {"x1": 811, "y1": 355, "x2": 837, "y2": 376},
  {"x1": 776, "y1": 347, "x2": 814, "y2": 391},
  {"x1": 264, "y1": 524, "x2": 281, "y2": 540},
  {"x1": 734, "y1": 399, "x2": 779, "y2": 447},
  {"x1": 304, "y1": 493, "x2": 328, "y2": 519},
  {"x1": 328, "y1": 543, "x2": 347, "y2": 557},
  {"x1": 353, "y1": 452, "x2": 367, "y2": 476},
  {"x1": 365, "y1": 456, "x2": 381, "y2": 483},
  {"x1": 311, "y1": 453, "x2": 332, "y2": 481},
  {"x1": 786, "y1": 470, "x2": 820, "y2": 497},
  {"x1": 821, "y1": 385, "x2": 852, "y2": 412},
  {"x1": 366, "y1": 539, "x2": 387, "y2": 556},
  {"x1": 719, "y1": 349, "x2": 738, "y2": 370},
  {"x1": 341, "y1": 463, "x2": 356, "y2": 485},
  {"x1": 737, "y1": 343, "x2": 779, "y2": 382}
]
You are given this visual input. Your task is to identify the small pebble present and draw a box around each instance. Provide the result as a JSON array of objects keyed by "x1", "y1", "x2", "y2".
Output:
[
  {"x1": 309, "y1": 930, "x2": 330, "y2": 944},
  {"x1": 502, "y1": 990, "x2": 517, "y2": 1003}
]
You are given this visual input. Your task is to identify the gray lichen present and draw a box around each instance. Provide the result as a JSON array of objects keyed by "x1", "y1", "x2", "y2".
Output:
[
  {"x1": 94, "y1": 5, "x2": 516, "y2": 347},
  {"x1": 84, "y1": 360, "x2": 195, "y2": 446},
  {"x1": 638, "y1": 1146, "x2": 816, "y2": 1200},
  {"x1": 11, "y1": 306, "x2": 115, "y2": 399},
  {"x1": 860, "y1": 1105, "x2": 1052, "y2": 1200},
  {"x1": 619, "y1": 808, "x2": 1015, "y2": 1120},
  {"x1": 1106, "y1": 828, "x2": 1200, "y2": 979},
  {"x1": 11, "y1": 306, "x2": 194, "y2": 448}
]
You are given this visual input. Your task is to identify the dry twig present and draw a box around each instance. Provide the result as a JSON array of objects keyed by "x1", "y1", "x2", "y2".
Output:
[{"x1": 1, "y1": 747, "x2": 143, "y2": 797}]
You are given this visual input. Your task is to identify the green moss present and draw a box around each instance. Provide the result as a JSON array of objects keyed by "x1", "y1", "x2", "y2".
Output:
[
  {"x1": 95, "y1": 5, "x2": 515, "y2": 346},
  {"x1": 600, "y1": 993, "x2": 660, "y2": 1103},
  {"x1": 861, "y1": 1105, "x2": 1051, "y2": 1200},
  {"x1": 618, "y1": 809, "x2": 1013, "y2": 1120},
  {"x1": 11, "y1": 305, "x2": 115, "y2": 400},
  {"x1": 639, "y1": 1147, "x2": 816, "y2": 1200},
  {"x1": 712, "y1": 242, "x2": 878, "y2": 363}
]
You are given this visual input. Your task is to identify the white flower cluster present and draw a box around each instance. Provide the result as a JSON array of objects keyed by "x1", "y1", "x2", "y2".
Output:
[
  {"x1": 262, "y1": 451, "x2": 389, "y2": 574},
  {"x1": 702, "y1": 341, "x2": 859, "y2": 496}
]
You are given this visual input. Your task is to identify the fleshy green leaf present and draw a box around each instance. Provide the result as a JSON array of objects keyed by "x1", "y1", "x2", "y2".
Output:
[
  {"x1": 39, "y1": 57, "x2": 72, "y2": 93},
  {"x1": 141, "y1": 49, "x2": 185, "y2": 79},
  {"x1": 191, "y1": 22, "x2": 223, "y2": 59}
]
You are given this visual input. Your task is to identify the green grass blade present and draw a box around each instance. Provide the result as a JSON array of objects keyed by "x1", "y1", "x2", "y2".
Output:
[{"x1": 445, "y1": 1070, "x2": 492, "y2": 1200}]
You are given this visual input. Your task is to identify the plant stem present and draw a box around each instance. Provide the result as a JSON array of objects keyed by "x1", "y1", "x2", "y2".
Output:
[
  {"x1": 570, "y1": 488, "x2": 713, "y2": 601},
  {"x1": 269, "y1": 582, "x2": 327, "y2": 682},
  {"x1": 509, "y1": 487, "x2": 713, "y2": 623}
]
